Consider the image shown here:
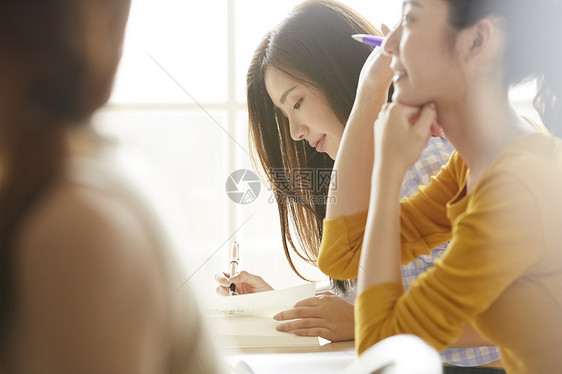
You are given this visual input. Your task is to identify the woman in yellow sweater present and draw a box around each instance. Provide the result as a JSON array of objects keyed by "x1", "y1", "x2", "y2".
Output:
[{"x1": 318, "y1": 0, "x2": 562, "y2": 373}]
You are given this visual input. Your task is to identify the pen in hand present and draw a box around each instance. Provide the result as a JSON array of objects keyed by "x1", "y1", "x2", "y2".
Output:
[{"x1": 229, "y1": 241, "x2": 240, "y2": 295}]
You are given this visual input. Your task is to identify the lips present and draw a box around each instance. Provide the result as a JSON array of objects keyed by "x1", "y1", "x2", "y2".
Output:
[
  {"x1": 391, "y1": 60, "x2": 407, "y2": 83},
  {"x1": 310, "y1": 135, "x2": 326, "y2": 152}
]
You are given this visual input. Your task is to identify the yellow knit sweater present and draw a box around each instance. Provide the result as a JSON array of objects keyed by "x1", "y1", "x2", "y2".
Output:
[{"x1": 318, "y1": 133, "x2": 562, "y2": 373}]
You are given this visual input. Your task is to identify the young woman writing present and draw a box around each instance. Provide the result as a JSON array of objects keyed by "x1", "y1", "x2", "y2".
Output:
[{"x1": 216, "y1": 1, "x2": 501, "y2": 370}]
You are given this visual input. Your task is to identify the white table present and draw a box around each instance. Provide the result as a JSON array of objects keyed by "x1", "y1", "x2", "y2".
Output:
[{"x1": 223, "y1": 341, "x2": 356, "y2": 374}]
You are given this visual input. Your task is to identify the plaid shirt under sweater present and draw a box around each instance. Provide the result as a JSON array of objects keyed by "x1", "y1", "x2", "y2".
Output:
[{"x1": 401, "y1": 137, "x2": 501, "y2": 367}]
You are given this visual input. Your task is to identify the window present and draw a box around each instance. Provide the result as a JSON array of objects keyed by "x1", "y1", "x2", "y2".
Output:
[{"x1": 94, "y1": 0, "x2": 538, "y2": 301}]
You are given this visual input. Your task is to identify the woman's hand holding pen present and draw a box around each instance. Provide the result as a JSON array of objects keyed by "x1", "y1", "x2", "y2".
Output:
[
  {"x1": 272, "y1": 293, "x2": 355, "y2": 342},
  {"x1": 214, "y1": 269, "x2": 356, "y2": 341},
  {"x1": 354, "y1": 24, "x2": 393, "y2": 104},
  {"x1": 214, "y1": 271, "x2": 273, "y2": 296}
]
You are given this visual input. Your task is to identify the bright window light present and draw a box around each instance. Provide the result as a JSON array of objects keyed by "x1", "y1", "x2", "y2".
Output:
[{"x1": 97, "y1": 0, "x2": 539, "y2": 301}]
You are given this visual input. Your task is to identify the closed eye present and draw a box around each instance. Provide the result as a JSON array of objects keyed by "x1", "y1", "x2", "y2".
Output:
[
  {"x1": 401, "y1": 10, "x2": 417, "y2": 25},
  {"x1": 294, "y1": 98, "x2": 303, "y2": 110}
]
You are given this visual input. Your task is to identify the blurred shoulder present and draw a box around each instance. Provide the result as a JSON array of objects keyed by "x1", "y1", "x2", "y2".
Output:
[{"x1": 16, "y1": 178, "x2": 157, "y2": 287}]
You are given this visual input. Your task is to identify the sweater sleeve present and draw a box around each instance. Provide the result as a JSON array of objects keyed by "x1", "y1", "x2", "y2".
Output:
[
  {"x1": 318, "y1": 211, "x2": 368, "y2": 280},
  {"x1": 355, "y1": 168, "x2": 543, "y2": 354},
  {"x1": 319, "y1": 153, "x2": 461, "y2": 279}
]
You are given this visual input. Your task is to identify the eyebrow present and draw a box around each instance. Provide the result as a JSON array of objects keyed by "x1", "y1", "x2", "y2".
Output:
[{"x1": 280, "y1": 86, "x2": 297, "y2": 104}]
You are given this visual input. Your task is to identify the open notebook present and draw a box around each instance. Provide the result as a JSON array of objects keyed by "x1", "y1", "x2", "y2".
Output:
[{"x1": 207, "y1": 283, "x2": 319, "y2": 347}]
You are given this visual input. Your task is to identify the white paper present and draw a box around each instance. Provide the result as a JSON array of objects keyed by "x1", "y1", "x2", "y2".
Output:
[
  {"x1": 207, "y1": 283, "x2": 319, "y2": 347},
  {"x1": 208, "y1": 282, "x2": 316, "y2": 318}
]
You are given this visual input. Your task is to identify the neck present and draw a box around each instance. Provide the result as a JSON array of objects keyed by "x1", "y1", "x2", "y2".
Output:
[{"x1": 437, "y1": 81, "x2": 536, "y2": 179}]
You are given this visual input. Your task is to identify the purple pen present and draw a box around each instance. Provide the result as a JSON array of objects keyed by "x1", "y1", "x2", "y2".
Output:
[{"x1": 352, "y1": 34, "x2": 384, "y2": 47}]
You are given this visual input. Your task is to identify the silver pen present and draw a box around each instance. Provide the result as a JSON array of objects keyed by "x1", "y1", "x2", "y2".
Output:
[{"x1": 229, "y1": 241, "x2": 240, "y2": 295}]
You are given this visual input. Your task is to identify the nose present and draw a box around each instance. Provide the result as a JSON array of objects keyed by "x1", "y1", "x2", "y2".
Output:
[
  {"x1": 383, "y1": 23, "x2": 402, "y2": 57},
  {"x1": 288, "y1": 117, "x2": 307, "y2": 142}
]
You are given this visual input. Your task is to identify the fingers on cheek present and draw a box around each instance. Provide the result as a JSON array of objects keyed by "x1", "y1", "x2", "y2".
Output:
[
  {"x1": 408, "y1": 113, "x2": 419, "y2": 126},
  {"x1": 419, "y1": 104, "x2": 437, "y2": 126},
  {"x1": 383, "y1": 103, "x2": 396, "y2": 117},
  {"x1": 387, "y1": 105, "x2": 407, "y2": 127},
  {"x1": 431, "y1": 122, "x2": 443, "y2": 137},
  {"x1": 376, "y1": 106, "x2": 392, "y2": 130},
  {"x1": 418, "y1": 111, "x2": 437, "y2": 137},
  {"x1": 379, "y1": 102, "x2": 391, "y2": 118}
]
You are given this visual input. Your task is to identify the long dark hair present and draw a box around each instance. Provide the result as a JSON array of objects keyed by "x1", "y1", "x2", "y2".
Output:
[
  {"x1": 246, "y1": 0, "x2": 381, "y2": 293},
  {"x1": 0, "y1": 0, "x2": 130, "y2": 342},
  {"x1": 445, "y1": 0, "x2": 561, "y2": 135}
]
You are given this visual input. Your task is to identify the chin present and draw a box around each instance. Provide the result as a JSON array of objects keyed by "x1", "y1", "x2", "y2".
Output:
[{"x1": 392, "y1": 88, "x2": 429, "y2": 107}]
